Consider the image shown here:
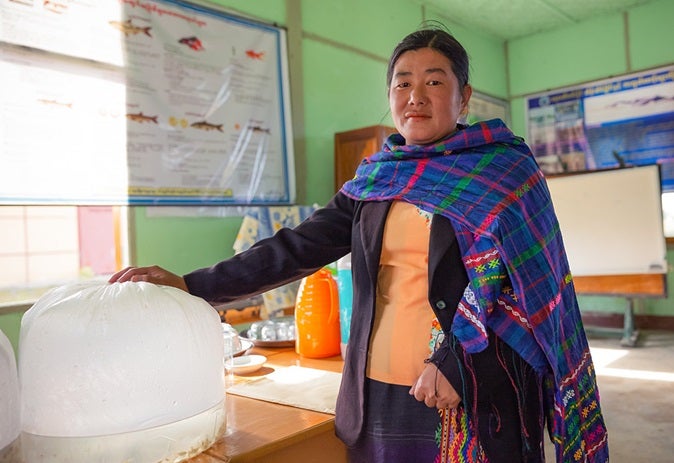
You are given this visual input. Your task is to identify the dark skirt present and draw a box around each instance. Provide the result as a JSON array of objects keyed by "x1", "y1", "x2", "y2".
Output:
[
  {"x1": 347, "y1": 378, "x2": 489, "y2": 463},
  {"x1": 347, "y1": 374, "x2": 544, "y2": 463}
]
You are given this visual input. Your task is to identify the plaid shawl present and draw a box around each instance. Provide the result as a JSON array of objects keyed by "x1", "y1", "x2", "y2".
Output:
[{"x1": 340, "y1": 119, "x2": 608, "y2": 462}]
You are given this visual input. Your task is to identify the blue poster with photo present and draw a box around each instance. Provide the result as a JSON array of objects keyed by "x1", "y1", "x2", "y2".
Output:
[{"x1": 527, "y1": 66, "x2": 674, "y2": 192}]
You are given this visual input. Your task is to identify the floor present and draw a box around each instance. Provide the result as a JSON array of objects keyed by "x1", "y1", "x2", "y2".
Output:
[{"x1": 544, "y1": 329, "x2": 674, "y2": 462}]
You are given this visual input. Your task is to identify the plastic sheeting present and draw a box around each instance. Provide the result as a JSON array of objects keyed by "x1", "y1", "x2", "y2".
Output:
[
  {"x1": 18, "y1": 281, "x2": 225, "y2": 462},
  {"x1": 0, "y1": 330, "x2": 20, "y2": 460}
]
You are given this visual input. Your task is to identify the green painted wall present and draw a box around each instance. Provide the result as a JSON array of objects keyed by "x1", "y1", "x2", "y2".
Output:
[
  {"x1": 301, "y1": 38, "x2": 391, "y2": 205},
  {"x1": 508, "y1": 14, "x2": 627, "y2": 98},
  {"x1": 207, "y1": 0, "x2": 286, "y2": 25},
  {"x1": 629, "y1": 0, "x2": 674, "y2": 70},
  {"x1": 0, "y1": 311, "x2": 22, "y2": 357},
  {"x1": 302, "y1": 0, "x2": 419, "y2": 60},
  {"x1": 133, "y1": 208, "x2": 243, "y2": 272}
]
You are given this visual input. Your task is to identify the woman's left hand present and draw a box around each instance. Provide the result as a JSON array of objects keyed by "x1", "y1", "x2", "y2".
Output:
[{"x1": 409, "y1": 363, "x2": 461, "y2": 409}]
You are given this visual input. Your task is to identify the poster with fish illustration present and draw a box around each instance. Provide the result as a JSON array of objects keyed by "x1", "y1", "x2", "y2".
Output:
[
  {"x1": 0, "y1": 0, "x2": 294, "y2": 205},
  {"x1": 526, "y1": 65, "x2": 674, "y2": 192}
]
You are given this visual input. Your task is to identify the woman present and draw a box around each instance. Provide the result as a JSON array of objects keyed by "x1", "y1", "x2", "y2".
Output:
[{"x1": 110, "y1": 25, "x2": 609, "y2": 463}]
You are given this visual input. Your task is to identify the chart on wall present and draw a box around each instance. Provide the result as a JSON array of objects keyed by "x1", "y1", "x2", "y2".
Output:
[
  {"x1": 526, "y1": 65, "x2": 674, "y2": 191},
  {"x1": 466, "y1": 92, "x2": 510, "y2": 126},
  {"x1": 0, "y1": 0, "x2": 294, "y2": 205}
]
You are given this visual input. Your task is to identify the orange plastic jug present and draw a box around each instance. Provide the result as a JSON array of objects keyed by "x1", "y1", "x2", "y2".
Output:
[{"x1": 294, "y1": 269, "x2": 341, "y2": 358}]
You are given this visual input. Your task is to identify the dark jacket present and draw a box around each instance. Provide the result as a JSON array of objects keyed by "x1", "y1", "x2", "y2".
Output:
[{"x1": 184, "y1": 192, "x2": 541, "y2": 461}]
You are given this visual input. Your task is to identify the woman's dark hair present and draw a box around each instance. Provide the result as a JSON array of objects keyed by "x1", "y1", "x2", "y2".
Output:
[{"x1": 386, "y1": 22, "x2": 470, "y2": 89}]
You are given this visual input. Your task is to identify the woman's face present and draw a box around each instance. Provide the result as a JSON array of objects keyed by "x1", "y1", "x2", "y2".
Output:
[{"x1": 388, "y1": 47, "x2": 472, "y2": 145}]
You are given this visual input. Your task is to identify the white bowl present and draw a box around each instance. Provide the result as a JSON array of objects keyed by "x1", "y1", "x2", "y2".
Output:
[{"x1": 230, "y1": 355, "x2": 267, "y2": 375}]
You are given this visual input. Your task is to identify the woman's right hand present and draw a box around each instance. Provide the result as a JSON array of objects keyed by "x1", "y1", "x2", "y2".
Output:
[
  {"x1": 108, "y1": 265, "x2": 189, "y2": 292},
  {"x1": 409, "y1": 362, "x2": 461, "y2": 410}
]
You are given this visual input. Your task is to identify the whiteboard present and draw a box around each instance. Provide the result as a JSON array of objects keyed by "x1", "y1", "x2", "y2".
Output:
[{"x1": 546, "y1": 165, "x2": 667, "y2": 276}]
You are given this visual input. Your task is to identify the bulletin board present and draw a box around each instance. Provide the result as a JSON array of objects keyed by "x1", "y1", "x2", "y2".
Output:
[
  {"x1": 0, "y1": 0, "x2": 294, "y2": 206},
  {"x1": 467, "y1": 91, "x2": 510, "y2": 126},
  {"x1": 526, "y1": 65, "x2": 674, "y2": 192}
]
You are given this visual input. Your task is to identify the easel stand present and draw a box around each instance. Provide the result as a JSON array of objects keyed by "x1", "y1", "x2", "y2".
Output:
[
  {"x1": 574, "y1": 273, "x2": 667, "y2": 348},
  {"x1": 584, "y1": 298, "x2": 640, "y2": 347},
  {"x1": 621, "y1": 297, "x2": 639, "y2": 347}
]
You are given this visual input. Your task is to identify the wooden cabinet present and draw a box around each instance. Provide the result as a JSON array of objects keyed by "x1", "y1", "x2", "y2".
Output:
[{"x1": 334, "y1": 125, "x2": 396, "y2": 190}]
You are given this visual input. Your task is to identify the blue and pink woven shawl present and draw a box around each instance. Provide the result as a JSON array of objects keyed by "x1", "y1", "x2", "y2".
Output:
[{"x1": 340, "y1": 119, "x2": 609, "y2": 463}]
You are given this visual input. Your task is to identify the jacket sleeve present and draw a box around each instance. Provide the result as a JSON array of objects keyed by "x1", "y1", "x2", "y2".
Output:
[{"x1": 183, "y1": 192, "x2": 355, "y2": 303}]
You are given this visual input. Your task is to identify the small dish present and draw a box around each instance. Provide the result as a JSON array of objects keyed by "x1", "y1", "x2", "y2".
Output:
[
  {"x1": 240, "y1": 335, "x2": 295, "y2": 348},
  {"x1": 229, "y1": 354, "x2": 267, "y2": 375},
  {"x1": 233, "y1": 338, "x2": 254, "y2": 357}
]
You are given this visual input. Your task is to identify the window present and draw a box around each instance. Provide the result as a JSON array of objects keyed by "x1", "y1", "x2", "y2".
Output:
[{"x1": 0, "y1": 206, "x2": 127, "y2": 304}]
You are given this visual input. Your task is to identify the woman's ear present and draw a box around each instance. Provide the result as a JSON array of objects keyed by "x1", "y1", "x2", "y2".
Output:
[{"x1": 460, "y1": 84, "x2": 473, "y2": 116}]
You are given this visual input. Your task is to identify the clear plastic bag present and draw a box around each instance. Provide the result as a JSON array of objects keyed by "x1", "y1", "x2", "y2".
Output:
[
  {"x1": 0, "y1": 330, "x2": 20, "y2": 462},
  {"x1": 19, "y1": 281, "x2": 226, "y2": 462}
]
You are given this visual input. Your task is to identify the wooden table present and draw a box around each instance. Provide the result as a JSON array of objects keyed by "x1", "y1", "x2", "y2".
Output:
[{"x1": 190, "y1": 346, "x2": 348, "y2": 462}]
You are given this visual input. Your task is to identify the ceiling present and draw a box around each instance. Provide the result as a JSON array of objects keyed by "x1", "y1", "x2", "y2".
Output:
[{"x1": 415, "y1": 0, "x2": 658, "y2": 40}]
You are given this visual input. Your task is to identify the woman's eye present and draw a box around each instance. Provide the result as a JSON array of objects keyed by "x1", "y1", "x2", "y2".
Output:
[
  {"x1": 427, "y1": 80, "x2": 442, "y2": 86},
  {"x1": 396, "y1": 82, "x2": 410, "y2": 88}
]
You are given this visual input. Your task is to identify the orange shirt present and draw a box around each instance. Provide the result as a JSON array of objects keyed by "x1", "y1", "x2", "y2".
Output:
[{"x1": 366, "y1": 201, "x2": 442, "y2": 386}]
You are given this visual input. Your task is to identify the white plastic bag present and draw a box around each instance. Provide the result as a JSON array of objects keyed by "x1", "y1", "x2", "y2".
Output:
[
  {"x1": 0, "y1": 330, "x2": 20, "y2": 462},
  {"x1": 19, "y1": 281, "x2": 226, "y2": 462}
]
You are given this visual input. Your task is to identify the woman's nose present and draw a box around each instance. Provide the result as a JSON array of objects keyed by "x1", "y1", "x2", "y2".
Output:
[{"x1": 408, "y1": 86, "x2": 427, "y2": 105}]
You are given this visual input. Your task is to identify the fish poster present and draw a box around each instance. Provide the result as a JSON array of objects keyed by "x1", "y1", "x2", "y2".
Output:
[
  {"x1": 0, "y1": 0, "x2": 294, "y2": 205},
  {"x1": 526, "y1": 65, "x2": 674, "y2": 192}
]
